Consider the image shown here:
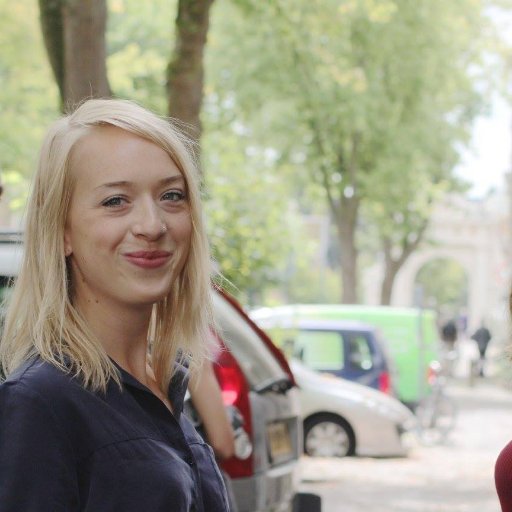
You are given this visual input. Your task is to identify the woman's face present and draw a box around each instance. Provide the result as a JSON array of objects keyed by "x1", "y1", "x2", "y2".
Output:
[{"x1": 64, "y1": 126, "x2": 192, "y2": 310}]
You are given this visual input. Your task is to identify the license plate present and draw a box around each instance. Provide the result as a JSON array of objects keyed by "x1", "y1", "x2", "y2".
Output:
[{"x1": 267, "y1": 421, "x2": 293, "y2": 462}]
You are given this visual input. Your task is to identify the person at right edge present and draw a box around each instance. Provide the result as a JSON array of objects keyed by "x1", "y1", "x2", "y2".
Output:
[{"x1": 496, "y1": 294, "x2": 512, "y2": 510}]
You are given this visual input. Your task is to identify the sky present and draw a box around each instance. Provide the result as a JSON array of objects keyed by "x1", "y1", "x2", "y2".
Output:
[
  {"x1": 457, "y1": 5, "x2": 512, "y2": 199},
  {"x1": 456, "y1": 94, "x2": 511, "y2": 198}
]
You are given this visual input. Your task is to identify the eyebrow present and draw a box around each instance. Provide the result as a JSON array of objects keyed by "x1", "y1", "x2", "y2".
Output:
[{"x1": 95, "y1": 175, "x2": 185, "y2": 190}]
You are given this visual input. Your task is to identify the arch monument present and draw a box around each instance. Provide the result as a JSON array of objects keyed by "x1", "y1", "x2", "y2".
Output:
[{"x1": 363, "y1": 191, "x2": 511, "y2": 331}]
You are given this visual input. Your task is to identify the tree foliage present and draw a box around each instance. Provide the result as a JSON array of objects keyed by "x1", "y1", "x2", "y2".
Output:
[
  {"x1": 107, "y1": 0, "x2": 174, "y2": 113},
  {"x1": 207, "y1": 0, "x2": 491, "y2": 304},
  {"x1": 0, "y1": 1, "x2": 58, "y2": 213},
  {"x1": 416, "y1": 258, "x2": 468, "y2": 316},
  {"x1": 203, "y1": 129, "x2": 296, "y2": 303}
]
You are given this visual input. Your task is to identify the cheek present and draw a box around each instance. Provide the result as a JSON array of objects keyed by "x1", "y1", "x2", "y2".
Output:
[
  {"x1": 175, "y1": 213, "x2": 193, "y2": 246},
  {"x1": 69, "y1": 221, "x2": 122, "y2": 269}
]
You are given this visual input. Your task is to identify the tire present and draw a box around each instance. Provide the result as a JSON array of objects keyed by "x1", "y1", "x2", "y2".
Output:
[{"x1": 303, "y1": 414, "x2": 355, "y2": 457}]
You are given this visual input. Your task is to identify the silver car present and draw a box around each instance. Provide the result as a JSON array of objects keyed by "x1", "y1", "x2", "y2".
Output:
[
  {"x1": 290, "y1": 359, "x2": 416, "y2": 458},
  {"x1": 210, "y1": 291, "x2": 304, "y2": 511}
]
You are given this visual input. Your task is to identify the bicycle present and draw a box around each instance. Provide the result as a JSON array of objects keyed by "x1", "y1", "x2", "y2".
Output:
[{"x1": 414, "y1": 360, "x2": 457, "y2": 445}]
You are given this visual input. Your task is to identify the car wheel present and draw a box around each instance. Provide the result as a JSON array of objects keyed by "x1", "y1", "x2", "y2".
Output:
[{"x1": 303, "y1": 414, "x2": 355, "y2": 457}]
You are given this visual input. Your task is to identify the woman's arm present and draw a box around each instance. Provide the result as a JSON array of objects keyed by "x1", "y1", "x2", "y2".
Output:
[
  {"x1": 189, "y1": 360, "x2": 235, "y2": 460},
  {"x1": 0, "y1": 382, "x2": 79, "y2": 511}
]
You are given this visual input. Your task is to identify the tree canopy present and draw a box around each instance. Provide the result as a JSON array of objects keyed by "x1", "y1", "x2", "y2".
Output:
[{"x1": 206, "y1": 0, "x2": 499, "y2": 303}]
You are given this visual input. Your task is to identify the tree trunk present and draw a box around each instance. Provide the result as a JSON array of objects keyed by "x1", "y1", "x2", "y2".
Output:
[
  {"x1": 379, "y1": 225, "x2": 428, "y2": 305},
  {"x1": 332, "y1": 195, "x2": 360, "y2": 304},
  {"x1": 39, "y1": 0, "x2": 111, "y2": 112},
  {"x1": 62, "y1": 0, "x2": 111, "y2": 110},
  {"x1": 39, "y1": 0, "x2": 65, "y2": 105},
  {"x1": 166, "y1": 0, "x2": 215, "y2": 147},
  {"x1": 380, "y1": 258, "x2": 400, "y2": 305}
]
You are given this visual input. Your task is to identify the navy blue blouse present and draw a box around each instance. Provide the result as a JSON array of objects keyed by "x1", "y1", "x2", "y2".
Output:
[{"x1": 0, "y1": 357, "x2": 229, "y2": 511}]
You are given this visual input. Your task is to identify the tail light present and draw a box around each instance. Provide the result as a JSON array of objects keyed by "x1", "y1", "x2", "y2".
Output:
[
  {"x1": 427, "y1": 360, "x2": 441, "y2": 385},
  {"x1": 378, "y1": 371, "x2": 391, "y2": 394},
  {"x1": 213, "y1": 341, "x2": 254, "y2": 479}
]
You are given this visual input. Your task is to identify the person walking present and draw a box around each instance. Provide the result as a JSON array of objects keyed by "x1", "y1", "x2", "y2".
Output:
[
  {"x1": 471, "y1": 323, "x2": 492, "y2": 377},
  {"x1": 0, "y1": 99, "x2": 230, "y2": 511},
  {"x1": 441, "y1": 319, "x2": 458, "y2": 352}
]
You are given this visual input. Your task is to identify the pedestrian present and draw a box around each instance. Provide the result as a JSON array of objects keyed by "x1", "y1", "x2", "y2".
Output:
[
  {"x1": 0, "y1": 99, "x2": 230, "y2": 511},
  {"x1": 441, "y1": 319, "x2": 458, "y2": 352},
  {"x1": 470, "y1": 323, "x2": 492, "y2": 377}
]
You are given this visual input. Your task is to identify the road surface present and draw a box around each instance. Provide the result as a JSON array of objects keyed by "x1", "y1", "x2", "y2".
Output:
[{"x1": 298, "y1": 374, "x2": 512, "y2": 511}]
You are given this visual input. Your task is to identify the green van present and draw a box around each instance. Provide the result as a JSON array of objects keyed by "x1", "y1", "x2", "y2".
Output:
[{"x1": 251, "y1": 304, "x2": 440, "y2": 407}]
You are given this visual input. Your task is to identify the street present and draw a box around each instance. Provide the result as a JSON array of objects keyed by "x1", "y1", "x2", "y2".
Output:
[{"x1": 297, "y1": 363, "x2": 512, "y2": 511}]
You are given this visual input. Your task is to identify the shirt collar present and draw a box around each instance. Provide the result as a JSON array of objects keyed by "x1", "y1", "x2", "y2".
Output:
[{"x1": 112, "y1": 359, "x2": 190, "y2": 415}]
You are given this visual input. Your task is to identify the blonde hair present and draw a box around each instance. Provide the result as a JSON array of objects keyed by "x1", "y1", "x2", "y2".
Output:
[{"x1": 0, "y1": 98, "x2": 213, "y2": 392}]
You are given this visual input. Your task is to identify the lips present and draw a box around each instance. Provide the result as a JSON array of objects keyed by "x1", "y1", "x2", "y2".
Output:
[{"x1": 124, "y1": 250, "x2": 172, "y2": 269}]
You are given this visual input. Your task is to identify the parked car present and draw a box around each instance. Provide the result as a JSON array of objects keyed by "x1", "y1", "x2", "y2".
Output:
[
  {"x1": 201, "y1": 290, "x2": 304, "y2": 512},
  {"x1": 0, "y1": 233, "x2": 319, "y2": 512},
  {"x1": 290, "y1": 359, "x2": 417, "y2": 458},
  {"x1": 251, "y1": 312, "x2": 394, "y2": 395},
  {"x1": 251, "y1": 304, "x2": 440, "y2": 408}
]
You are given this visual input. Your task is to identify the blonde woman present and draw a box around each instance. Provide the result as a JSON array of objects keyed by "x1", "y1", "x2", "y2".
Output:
[{"x1": 0, "y1": 99, "x2": 230, "y2": 511}]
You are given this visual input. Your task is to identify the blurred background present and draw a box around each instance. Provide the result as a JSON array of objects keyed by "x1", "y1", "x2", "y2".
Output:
[
  {"x1": 2, "y1": 2, "x2": 512, "y2": 508},
  {"x1": 2, "y1": 1, "x2": 512, "y2": 330}
]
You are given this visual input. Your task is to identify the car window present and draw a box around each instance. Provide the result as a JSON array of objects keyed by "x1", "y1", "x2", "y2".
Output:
[
  {"x1": 212, "y1": 293, "x2": 288, "y2": 388},
  {"x1": 294, "y1": 330, "x2": 344, "y2": 371},
  {"x1": 345, "y1": 332, "x2": 373, "y2": 370},
  {"x1": 0, "y1": 276, "x2": 13, "y2": 303}
]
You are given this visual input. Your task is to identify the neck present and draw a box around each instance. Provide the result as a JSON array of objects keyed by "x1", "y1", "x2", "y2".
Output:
[{"x1": 73, "y1": 292, "x2": 154, "y2": 385}]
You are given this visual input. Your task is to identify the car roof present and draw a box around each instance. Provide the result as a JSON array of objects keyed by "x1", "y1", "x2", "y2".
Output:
[
  {"x1": 259, "y1": 317, "x2": 376, "y2": 332},
  {"x1": 252, "y1": 303, "x2": 436, "y2": 319},
  {"x1": 0, "y1": 232, "x2": 23, "y2": 277}
]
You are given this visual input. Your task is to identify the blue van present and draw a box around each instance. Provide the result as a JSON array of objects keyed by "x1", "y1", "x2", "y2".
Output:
[
  {"x1": 253, "y1": 315, "x2": 395, "y2": 396},
  {"x1": 251, "y1": 304, "x2": 439, "y2": 407}
]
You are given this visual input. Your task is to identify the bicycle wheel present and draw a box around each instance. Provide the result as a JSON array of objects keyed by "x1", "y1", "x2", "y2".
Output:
[
  {"x1": 416, "y1": 394, "x2": 456, "y2": 445},
  {"x1": 433, "y1": 394, "x2": 457, "y2": 436}
]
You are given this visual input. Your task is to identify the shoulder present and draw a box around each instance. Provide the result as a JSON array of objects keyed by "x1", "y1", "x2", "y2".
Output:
[
  {"x1": 496, "y1": 440, "x2": 512, "y2": 507},
  {"x1": 0, "y1": 359, "x2": 78, "y2": 449},
  {"x1": 5, "y1": 356, "x2": 76, "y2": 388},
  {"x1": 1, "y1": 357, "x2": 87, "y2": 412},
  {"x1": 0, "y1": 357, "x2": 99, "y2": 455}
]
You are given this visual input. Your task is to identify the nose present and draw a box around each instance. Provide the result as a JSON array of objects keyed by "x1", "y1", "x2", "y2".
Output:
[{"x1": 131, "y1": 199, "x2": 165, "y2": 240}]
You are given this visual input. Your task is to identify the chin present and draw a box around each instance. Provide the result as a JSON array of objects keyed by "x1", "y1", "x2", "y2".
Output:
[{"x1": 135, "y1": 286, "x2": 173, "y2": 305}]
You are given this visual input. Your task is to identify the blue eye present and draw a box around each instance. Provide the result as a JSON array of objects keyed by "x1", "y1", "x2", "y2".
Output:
[
  {"x1": 102, "y1": 196, "x2": 125, "y2": 207},
  {"x1": 162, "y1": 190, "x2": 186, "y2": 202}
]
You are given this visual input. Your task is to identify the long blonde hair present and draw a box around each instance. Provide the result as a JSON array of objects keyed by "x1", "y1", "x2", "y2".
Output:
[{"x1": 0, "y1": 99, "x2": 212, "y2": 392}]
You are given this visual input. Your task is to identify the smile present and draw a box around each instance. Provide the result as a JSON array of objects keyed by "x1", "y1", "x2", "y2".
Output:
[{"x1": 123, "y1": 250, "x2": 172, "y2": 269}]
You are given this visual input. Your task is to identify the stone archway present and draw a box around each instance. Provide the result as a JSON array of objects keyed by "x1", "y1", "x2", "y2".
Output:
[
  {"x1": 363, "y1": 193, "x2": 511, "y2": 331},
  {"x1": 393, "y1": 248, "x2": 477, "y2": 324}
]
